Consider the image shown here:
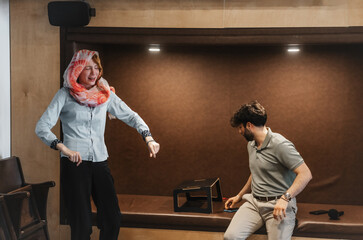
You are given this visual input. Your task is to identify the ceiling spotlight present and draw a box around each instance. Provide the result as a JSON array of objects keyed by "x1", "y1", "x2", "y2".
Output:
[
  {"x1": 149, "y1": 44, "x2": 160, "y2": 52},
  {"x1": 287, "y1": 47, "x2": 300, "y2": 53}
]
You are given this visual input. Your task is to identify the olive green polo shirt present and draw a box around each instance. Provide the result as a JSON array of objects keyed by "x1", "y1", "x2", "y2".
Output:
[{"x1": 248, "y1": 128, "x2": 304, "y2": 197}]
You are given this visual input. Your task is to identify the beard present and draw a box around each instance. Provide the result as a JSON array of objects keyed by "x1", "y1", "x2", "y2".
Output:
[{"x1": 243, "y1": 128, "x2": 255, "y2": 142}]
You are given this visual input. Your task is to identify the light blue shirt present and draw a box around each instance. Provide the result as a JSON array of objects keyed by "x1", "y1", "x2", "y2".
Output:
[{"x1": 35, "y1": 87, "x2": 150, "y2": 162}]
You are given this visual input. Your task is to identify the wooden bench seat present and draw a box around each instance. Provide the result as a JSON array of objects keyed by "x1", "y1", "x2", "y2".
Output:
[
  {"x1": 91, "y1": 194, "x2": 363, "y2": 239},
  {"x1": 294, "y1": 203, "x2": 363, "y2": 239},
  {"x1": 92, "y1": 194, "x2": 230, "y2": 232}
]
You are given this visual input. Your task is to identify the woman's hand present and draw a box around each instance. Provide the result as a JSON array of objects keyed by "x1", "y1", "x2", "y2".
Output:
[
  {"x1": 145, "y1": 137, "x2": 160, "y2": 158},
  {"x1": 224, "y1": 194, "x2": 242, "y2": 209},
  {"x1": 57, "y1": 143, "x2": 82, "y2": 166}
]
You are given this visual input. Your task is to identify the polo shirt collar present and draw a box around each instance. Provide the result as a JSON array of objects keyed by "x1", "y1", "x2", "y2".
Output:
[{"x1": 251, "y1": 127, "x2": 272, "y2": 150}]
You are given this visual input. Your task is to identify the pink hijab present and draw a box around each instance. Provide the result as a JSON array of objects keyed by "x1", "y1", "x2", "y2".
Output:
[{"x1": 63, "y1": 49, "x2": 115, "y2": 107}]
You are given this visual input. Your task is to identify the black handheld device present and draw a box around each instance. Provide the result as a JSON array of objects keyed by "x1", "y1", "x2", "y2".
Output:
[{"x1": 309, "y1": 210, "x2": 328, "y2": 215}]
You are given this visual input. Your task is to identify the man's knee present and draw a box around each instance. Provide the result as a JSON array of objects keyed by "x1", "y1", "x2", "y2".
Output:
[
  {"x1": 224, "y1": 230, "x2": 247, "y2": 240},
  {"x1": 224, "y1": 231, "x2": 235, "y2": 240}
]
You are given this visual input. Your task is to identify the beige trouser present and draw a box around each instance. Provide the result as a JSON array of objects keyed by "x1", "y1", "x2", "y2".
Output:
[{"x1": 224, "y1": 194, "x2": 297, "y2": 240}]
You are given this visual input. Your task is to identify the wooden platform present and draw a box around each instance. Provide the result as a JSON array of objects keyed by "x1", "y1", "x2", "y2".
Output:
[{"x1": 91, "y1": 194, "x2": 363, "y2": 239}]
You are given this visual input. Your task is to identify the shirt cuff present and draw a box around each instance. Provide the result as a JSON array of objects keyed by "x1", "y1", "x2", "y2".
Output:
[
  {"x1": 141, "y1": 130, "x2": 152, "y2": 141},
  {"x1": 50, "y1": 139, "x2": 62, "y2": 150}
]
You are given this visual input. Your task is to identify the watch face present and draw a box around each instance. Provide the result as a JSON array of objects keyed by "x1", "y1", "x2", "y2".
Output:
[{"x1": 285, "y1": 193, "x2": 291, "y2": 200}]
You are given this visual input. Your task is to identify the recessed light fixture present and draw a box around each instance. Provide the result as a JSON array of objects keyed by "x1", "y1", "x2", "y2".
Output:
[
  {"x1": 287, "y1": 47, "x2": 300, "y2": 53},
  {"x1": 149, "y1": 44, "x2": 160, "y2": 52}
]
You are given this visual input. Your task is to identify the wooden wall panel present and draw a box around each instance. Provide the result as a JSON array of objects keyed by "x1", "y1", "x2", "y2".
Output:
[
  {"x1": 90, "y1": 0, "x2": 225, "y2": 28},
  {"x1": 348, "y1": 0, "x2": 363, "y2": 26},
  {"x1": 224, "y1": 0, "x2": 348, "y2": 28},
  {"x1": 86, "y1": 0, "x2": 363, "y2": 28},
  {"x1": 10, "y1": 0, "x2": 61, "y2": 239}
]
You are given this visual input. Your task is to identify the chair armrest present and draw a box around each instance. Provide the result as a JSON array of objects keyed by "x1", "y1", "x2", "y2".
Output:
[
  {"x1": 0, "y1": 191, "x2": 31, "y2": 235},
  {"x1": 25, "y1": 181, "x2": 56, "y2": 189},
  {"x1": 24, "y1": 181, "x2": 55, "y2": 221},
  {"x1": 0, "y1": 191, "x2": 30, "y2": 200}
]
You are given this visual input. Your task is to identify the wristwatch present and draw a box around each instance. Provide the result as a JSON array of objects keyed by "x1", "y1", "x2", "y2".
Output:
[{"x1": 283, "y1": 192, "x2": 292, "y2": 201}]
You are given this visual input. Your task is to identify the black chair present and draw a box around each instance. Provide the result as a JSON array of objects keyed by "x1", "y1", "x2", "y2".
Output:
[{"x1": 0, "y1": 156, "x2": 55, "y2": 240}]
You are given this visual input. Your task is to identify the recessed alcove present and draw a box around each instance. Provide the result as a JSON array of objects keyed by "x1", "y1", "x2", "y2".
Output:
[{"x1": 59, "y1": 27, "x2": 363, "y2": 224}]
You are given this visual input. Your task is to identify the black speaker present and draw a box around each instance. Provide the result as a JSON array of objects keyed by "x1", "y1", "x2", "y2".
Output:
[{"x1": 48, "y1": 1, "x2": 96, "y2": 27}]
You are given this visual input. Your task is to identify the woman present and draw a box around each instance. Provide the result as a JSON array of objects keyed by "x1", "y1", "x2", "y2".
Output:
[{"x1": 35, "y1": 49, "x2": 160, "y2": 240}]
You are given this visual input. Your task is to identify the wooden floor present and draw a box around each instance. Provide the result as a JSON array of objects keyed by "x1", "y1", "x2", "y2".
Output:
[{"x1": 87, "y1": 227, "x2": 341, "y2": 240}]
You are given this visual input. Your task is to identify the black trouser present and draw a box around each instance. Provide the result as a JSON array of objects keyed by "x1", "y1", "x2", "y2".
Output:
[{"x1": 61, "y1": 158, "x2": 122, "y2": 240}]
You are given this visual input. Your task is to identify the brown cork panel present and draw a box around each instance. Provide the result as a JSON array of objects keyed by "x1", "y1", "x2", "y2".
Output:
[{"x1": 97, "y1": 44, "x2": 362, "y2": 205}]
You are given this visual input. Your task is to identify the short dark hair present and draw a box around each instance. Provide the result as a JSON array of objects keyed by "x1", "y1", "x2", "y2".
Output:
[{"x1": 230, "y1": 100, "x2": 267, "y2": 128}]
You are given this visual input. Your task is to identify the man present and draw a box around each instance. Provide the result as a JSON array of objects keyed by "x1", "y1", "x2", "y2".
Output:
[{"x1": 224, "y1": 100, "x2": 312, "y2": 240}]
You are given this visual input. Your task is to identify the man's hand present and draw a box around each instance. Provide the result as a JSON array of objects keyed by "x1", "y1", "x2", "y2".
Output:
[
  {"x1": 224, "y1": 195, "x2": 242, "y2": 209},
  {"x1": 273, "y1": 198, "x2": 288, "y2": 220}
]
